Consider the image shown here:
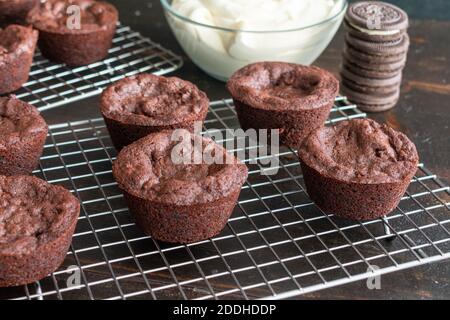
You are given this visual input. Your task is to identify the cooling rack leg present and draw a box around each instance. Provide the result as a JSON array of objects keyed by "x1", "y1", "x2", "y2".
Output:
[
  {"x1": 382, "y1": 217, "x2": 429, "y2": 258},
  {"x1": 403, "y1": 235, "x2": 429, "y2": 259},
  {"x1": 381, "y1": 217, "x2": 396, "y2": 241},
  {"x1": 34, "y1": 282, "x2": 43, "y2": 301}
]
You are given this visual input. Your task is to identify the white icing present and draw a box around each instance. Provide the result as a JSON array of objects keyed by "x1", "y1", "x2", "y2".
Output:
[{"x1": 166, "y1": 0, "x2": 346, "y2": 80}]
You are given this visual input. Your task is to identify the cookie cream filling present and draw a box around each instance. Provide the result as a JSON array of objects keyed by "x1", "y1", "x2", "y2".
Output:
[
  {"x1": 347, "y1": 21, "x2": 400, "y2": 36},
  {"x1": 167, "y1": 0, "x2": 346, "y2": 80}
]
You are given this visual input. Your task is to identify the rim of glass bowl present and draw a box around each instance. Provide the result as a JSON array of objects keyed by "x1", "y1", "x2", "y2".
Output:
[{"x1": 160, "y1": 0, "x2": 348, "y2": 33}]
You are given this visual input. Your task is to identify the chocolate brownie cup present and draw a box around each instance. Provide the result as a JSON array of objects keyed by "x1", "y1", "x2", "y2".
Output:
[
  {"x1": 0, "y1": 24, "x2": 38, "y2": 94},
  {"x1": 27, "y1": 0, "x2": 118, "y2": 66},
  {"x1": 227, "y1": 62, "x2": 339, "y2": 148},
  {"x1": 298, "y1": 119, "x2": 418, "y2": 221},
  {"x1": 0, "y1": 96, "x2": 48, "y2": 176},
  {"x1": 101, "y1": 74, "x2": 209, "y2": 151},
  {"x1": 0, "y1": 0, "x2": 39, "y2": 26},
  {"x1": 0, "y1": 175, "x2": 80, "y2": 287},
  {"x1": 113, "y1": 130, "x2": 248, "y2": 244}
]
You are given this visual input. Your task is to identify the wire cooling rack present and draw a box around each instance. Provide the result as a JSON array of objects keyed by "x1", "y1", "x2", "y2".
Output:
[
  {"x1": 1, "y1": 98, "x2": 449, "y2": 300},
  {"x1": 11, "y1": 24, "x2": 183, "y2": 112}
]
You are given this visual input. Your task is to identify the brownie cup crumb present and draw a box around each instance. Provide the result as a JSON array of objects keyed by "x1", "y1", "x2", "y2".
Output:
[
  {"x1": 113, "y1": 130, "x2": 248, "y2": 244},
  {"x1": 298, "y1": 118, "x2": 419, "y2": 220},
  {"x1": 0, "y1": 24, "x2": 38, "y2": 94},
  {"x1": 0, "y1": 95, "x2": 48, "y2": 176},
  {"x1": 0, "y1": 175, "x2": 80, "y2": 287},
  {"x1": 27, "y1": 0, "x2": 118, "y2": 66},
  {"x1": 101, "y1": 74, "x2": 209, "y2": 151},
  {"x1": 0, "y1": 0, "x2": 39, "y2": 26},
  {"x1": 227, "y1": 62, "x2": 339, "y2": 148}
]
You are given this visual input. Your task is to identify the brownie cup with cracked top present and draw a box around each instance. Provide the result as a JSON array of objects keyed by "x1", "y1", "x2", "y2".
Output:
[
  {"x1": 227, "y1": 62, "x2": 339, "y2": 148},
  {"x1": 113, "y1": 130, "x2": 248, "y2": 244},
  {"x1": 0, "y1": 96, "x2": 48, "y2": 176},
  {"x1": 298, "y1": 118, "x2": 419, "y2": 221},
  {"x1": 27, "y1": 0, "x2": 118, "y2": 66},
  {"x1": 0, "y1": 24, "x2": 38, "y2": 94},
  {"x1": 0, "y1": 0, "x2": 39, "y2": 26},
  {"x1": 101, "y1": 74, "x2": 210, "y2": 151},
  {"x1": 0, "y1": 175, "x2": 80, "y2": 287}
]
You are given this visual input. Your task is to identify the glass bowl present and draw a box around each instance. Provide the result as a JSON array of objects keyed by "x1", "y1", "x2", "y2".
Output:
[{"x1": 161, "y1": 0, "x2": 348, "y2": 81}]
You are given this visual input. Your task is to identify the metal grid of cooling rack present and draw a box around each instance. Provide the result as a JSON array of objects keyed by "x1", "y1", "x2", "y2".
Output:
[
  {"x1": 1, "y1": 98, "x2": 449, "y2": 300},
  {"x1": 11, "y1": 24, "x2": 183, "y2": 112}
]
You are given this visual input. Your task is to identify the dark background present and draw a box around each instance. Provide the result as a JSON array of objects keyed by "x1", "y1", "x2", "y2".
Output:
[
  {"x1": 352, "y1": 0, "x2": 450, "y2": 21},
  {"x1": 44, "y1": 0, "x2": 450, "y2": 299}
]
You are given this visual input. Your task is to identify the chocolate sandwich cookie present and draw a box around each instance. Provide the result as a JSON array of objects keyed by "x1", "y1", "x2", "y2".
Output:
[
  {"x1": 342, "y1": 77, "x2": 399, "y2": 96},
  {"x1": 353, "y1": 100, "x2": 399, "y2": 113},
  {"x1": 341, "y1": 65, "x2": 402, "y2": 87},
  {"x1": 344, "y1": 20, "x2": 404, "y2": 43},
  {"x1": 342, "y1": 82, "x2": 400, "y2": 112},
  {"x1": 341, "y1": 1, "x2": 410, "y2": 113},
  {"x1": 343, "y1": 51, "x2": 406, "y2": 72},
  {"x1": 345, "y1": 33, "x2": 409, "y2": 56},
  {"x1": 342, "y1": 59, "x2": 402, "y2": 79},
  {"x1": 345, "y1": 1, "x2": 409, "y2": 38},
  {"x1": 344, "y1": 45, "x2": 407, "y2": 64}
]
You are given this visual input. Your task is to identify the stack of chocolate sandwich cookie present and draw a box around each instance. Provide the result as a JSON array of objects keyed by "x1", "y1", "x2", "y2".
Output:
[{"x1": 341, "y1": 1, "x2": 409, "y2": 112}]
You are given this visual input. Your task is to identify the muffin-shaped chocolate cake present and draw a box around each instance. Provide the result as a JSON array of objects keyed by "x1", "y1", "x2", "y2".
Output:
[
  {"x1": 0, "y1": 0, "x2": 39, "y2": 25},
  {"x1": 101, "y1": 74, "x2": 210, "y2": 151},
  {"x1": 298, "y1": 118, "x2": 419, "y2": 220},
  {"x1": 27, "y1": 0, "x2": 118, "y2": 66},
  {"x1": 0, "y1": 175, "x2": 80, "y2": 287},
  {"x1": 113, "y1": 130, "x2": 248, "y2": 244},
  {"x1": 0, "y1": 24, "x2": 38, "y2": 94},
  {"x1": 227, "y1": 62, "x2": 339, "y2": 148},
  {"x1": 0, "y1": 96, "x2": 48, "y2": 176}
]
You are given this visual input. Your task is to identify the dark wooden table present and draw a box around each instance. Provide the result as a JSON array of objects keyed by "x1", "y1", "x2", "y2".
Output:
[{"x1": 42, "y1": 0, "x2": 450, "y2": 299}]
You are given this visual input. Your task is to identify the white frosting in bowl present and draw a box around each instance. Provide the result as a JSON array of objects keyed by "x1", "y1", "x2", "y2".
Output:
[{"x1": 165, "y1": 0, "x2": 346, "y2": 80}]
